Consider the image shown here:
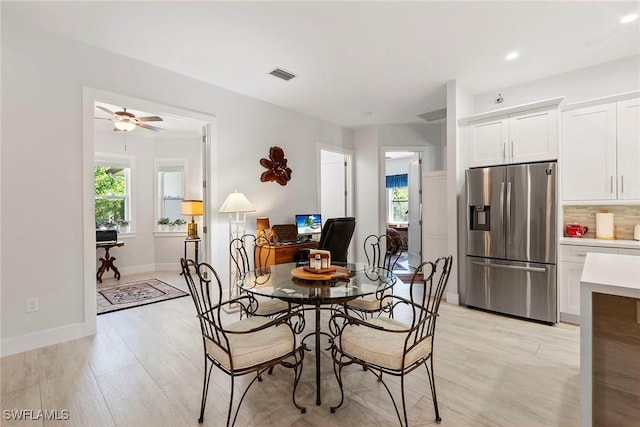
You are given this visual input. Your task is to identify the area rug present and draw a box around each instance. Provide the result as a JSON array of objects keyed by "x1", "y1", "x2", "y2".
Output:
[{"x1": 97, "y1": 279, "x2": 189, "y2": 315}]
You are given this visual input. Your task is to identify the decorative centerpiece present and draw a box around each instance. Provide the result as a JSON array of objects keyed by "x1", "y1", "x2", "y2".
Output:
[{"x1": 291, "y1": 250, "x2": 349, "y2": 280}]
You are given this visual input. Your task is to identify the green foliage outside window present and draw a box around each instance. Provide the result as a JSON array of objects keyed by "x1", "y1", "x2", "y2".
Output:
[
  {"x1": 392, "y1": 187, "x2": 408, "y2": 223},
  {"x1": 95, "y1": 167, "x2": 127, "y2": 223}
]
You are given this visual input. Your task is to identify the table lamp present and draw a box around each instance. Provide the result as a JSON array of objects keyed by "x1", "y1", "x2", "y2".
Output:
[
  {"x1": 181, "y1": 199, "x2": 203, "y2": 239},
  {"x1": 256, "y1": 217, "x2": 270, "y2": 239}
]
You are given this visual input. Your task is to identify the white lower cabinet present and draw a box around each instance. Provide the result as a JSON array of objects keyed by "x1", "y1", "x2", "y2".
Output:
[{"x1": 558, "y1": 244, "x2": 638, "y2": 323}]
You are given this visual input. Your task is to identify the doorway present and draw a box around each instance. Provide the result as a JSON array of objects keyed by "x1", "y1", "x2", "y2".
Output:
[
  {"x1": 384, "y1": 150, "x2": 423, "y2": 272},
  {"x1": 82, "y1": 88, "x2": 215, "y2": 327}
]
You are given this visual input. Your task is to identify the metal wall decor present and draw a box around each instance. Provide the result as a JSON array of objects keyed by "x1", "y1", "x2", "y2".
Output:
[{"x1": 260, "y1": 146, "x2": 292, "y2": 186}]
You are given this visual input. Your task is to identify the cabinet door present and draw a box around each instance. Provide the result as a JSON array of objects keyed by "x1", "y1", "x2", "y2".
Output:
[
  {"x1": 559, "y1": 261, "x2": 584, "y2": 316},
  {"x1": 561, "y1": 103, "x2": 617, "y2": 201},
  {"x1": 617, "y1": 98, "x2": 640, "y2": 201},
  {"x1": 468, "y1": 117, "x2": 508, "y2": 167},
  {"x1": 509, "y1": 106, "x2": 558, "y2": 164}
]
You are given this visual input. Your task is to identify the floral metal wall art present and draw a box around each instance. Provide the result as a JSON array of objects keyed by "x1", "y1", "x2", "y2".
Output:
[{"x1": 260, "y1": 146, "x2": 292, "y2": 186}]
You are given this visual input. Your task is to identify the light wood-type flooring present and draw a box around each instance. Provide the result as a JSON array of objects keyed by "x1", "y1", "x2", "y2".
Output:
[{"x1": 1, "y1": 270, "x2": 580, "y2": 426}]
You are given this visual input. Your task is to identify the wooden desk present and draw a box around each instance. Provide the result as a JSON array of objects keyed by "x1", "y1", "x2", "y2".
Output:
[
  {"x1": 96, "y1": 241, "x2": 124, "y2": 283},
  {"x1": 259, "y1": 241, "x2": 319, "y2": 266}
]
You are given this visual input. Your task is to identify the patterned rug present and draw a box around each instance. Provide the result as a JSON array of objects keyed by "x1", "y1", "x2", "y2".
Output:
[{"x1": 97, "y1": 279, "x2": 189, "y2": 315}]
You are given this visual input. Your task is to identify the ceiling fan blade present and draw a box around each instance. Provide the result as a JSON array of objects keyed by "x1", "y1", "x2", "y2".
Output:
[
  {"x1": 137, "y1": 115, "x2": 163, "y2": 122},
  {"x1": 138, "y1": 123, "x2": 163, "y2": 132},
  {"x1": 96, "y1": 105, "x2": 115, "y2": 116},
  {"x1": 95, "y1": 117, "x2": 113, "y2": 121}
]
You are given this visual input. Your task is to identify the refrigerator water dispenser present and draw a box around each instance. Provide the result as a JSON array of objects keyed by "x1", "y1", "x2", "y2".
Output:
[{"x1": 469, "y1": 205, "x2": 490, "y2": 231}]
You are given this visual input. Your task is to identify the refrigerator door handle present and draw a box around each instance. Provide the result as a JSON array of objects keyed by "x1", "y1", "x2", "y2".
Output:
[
  {"x1": 471, "y1": 260, "x2": 546, "y2": 273},
  {"x1": 506, "y1": 181, "x2": 512, "y2": 244},
  {"x1": 500, "y1": 182, "x2": 505, "y2": 227}
]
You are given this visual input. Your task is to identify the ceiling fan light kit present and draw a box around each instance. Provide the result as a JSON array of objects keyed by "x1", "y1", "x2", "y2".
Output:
[
  {"x1": 114, "y1": 120, "x2": 136, "y2": 132},
  {"x1": 95, "y1": 105, "x2": 164, "y2": 132}
]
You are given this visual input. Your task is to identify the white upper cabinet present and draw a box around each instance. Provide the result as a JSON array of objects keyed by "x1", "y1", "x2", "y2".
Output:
[
  {"x1": 561, "y1": 93, "x2": 639, "y2": 202},
  {"x1": 616, "y1": 98, "x2": 640, "y2": 200},
  {"x1": 467, "y1": 117, "x2": 508, "y2": 167},
  {"x1": 509, "y1": 107, "x2": 558, "y2": 164},
  {"x1": 462, "y1": 99, "x2": 562, "y2": 168},
  {"x1": 562, "y1": 103, "x2": 617, "y2": 201}
]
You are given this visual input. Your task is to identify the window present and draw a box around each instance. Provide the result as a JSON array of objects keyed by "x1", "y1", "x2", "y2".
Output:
[
  {"x1": 386, "y1": 174, "x2": 408, "y2": 223},
  {"x1": 388, "y1": 187, "x2": 409, "y2": 223},
  {"x1": 158, "y1": 165, "x2": 185, "y2": 220},
  {"x1": 155, "y1": 159, "x2": 187, "y2": 229},
  {"x1": 95, "y1": 158, "x2": 132, "y2": 225}
]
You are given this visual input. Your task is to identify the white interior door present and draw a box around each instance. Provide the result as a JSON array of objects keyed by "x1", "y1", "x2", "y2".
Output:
[
  {"x1": 320, "y1": 148, "x2": 354, "y2": 258},
  {"x1": 320, "y1": 150, "x2": 348, "y2": 220},
  {"x1": 408, "y1": 157, "x2": 422, "y2": 268}
]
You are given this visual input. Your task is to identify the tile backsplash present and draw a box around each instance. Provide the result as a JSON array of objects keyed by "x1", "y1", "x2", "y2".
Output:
[{"x1": 563, "y1": 205, "x2": 640, "y2": 240}]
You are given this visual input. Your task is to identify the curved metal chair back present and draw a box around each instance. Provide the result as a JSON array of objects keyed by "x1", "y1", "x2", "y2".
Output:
[
  {"x1": 363, "y1": 234, "x2": 403, "y2": 271},
  {"x1": 407, "y1": 255, "x2": 453, "y2": 340},
  {"x1": 230, "y1": 233, "x2": 271, "y2": 275},
  {"x1": 180, "y1": 258, "x2": 224, "y2": 354}
]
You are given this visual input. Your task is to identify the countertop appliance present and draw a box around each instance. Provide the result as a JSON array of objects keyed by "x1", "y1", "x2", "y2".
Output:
[{"x1": 464, "y1": 162, "x2": 557, "y2": 324}]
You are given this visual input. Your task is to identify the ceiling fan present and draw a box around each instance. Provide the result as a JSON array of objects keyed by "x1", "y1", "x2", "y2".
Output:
[{"x1": 95, "y1": 105, "x2": 164, "y2": 132}]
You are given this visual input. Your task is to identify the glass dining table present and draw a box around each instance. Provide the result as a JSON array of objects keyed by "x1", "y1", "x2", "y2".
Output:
[{"x1": 239, "y1": 262, "x2": 398, "y2": 406}]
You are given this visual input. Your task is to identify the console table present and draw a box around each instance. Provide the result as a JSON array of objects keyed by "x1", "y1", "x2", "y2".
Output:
[
  {"x1": 181, "y1": 238, "x2": 201, "y2": 275},
  {"x1": 257, "y1": 241, "x2": 318, "y2": 266},
  {"x1": 96, "y1": 241, "x2": 124, "y2": 283}
]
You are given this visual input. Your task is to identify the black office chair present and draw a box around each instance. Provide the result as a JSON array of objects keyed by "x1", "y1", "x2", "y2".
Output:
[{"x1": 305, "y1": 217, "x2": 356, "y2": 265}]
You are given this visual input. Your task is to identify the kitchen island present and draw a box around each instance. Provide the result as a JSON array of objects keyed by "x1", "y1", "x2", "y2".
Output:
[{"x1": 580, "y1": 252, "x2": 640, "y2": 426}]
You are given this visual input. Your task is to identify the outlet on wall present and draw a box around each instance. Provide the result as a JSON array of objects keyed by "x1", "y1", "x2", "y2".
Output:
[{"x1": 26, "y1": 297, "x2": 39, "y2": 313}]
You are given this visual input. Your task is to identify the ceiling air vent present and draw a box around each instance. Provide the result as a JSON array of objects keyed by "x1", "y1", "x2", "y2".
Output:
[{"x1": 269, "y1": 68, "x2": 296, "y2": 81}]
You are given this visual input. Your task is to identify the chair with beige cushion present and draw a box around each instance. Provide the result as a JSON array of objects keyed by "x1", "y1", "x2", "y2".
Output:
[
  {"x1": 180, "y1": 258, "x2": 305, "y2": 426},
  {"x1": 230, "y1": 233, "x2": 293, "y2": 317},
  {"x1": 329, "y1": 255, "x2": 453, "y2": 426},
  {"x1": 346, "y1": 233, "x2": 404, "y2": 317}
]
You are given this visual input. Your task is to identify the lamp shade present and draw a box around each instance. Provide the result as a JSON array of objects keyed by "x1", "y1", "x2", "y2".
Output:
[
  {"x1": 181, "y1": 200, "x2": 203, "y2": 216},
  {"x1": 219, "y1": 191, "x2": 255, "y2": 213},
  {"x1": 256, "y1": 217, "x2": 270, "y2": 231}
]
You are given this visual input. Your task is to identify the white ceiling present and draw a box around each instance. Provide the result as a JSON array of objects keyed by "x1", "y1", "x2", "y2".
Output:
[{"x1": 8, "y1": 1, "x2": 640, "y2": 129}]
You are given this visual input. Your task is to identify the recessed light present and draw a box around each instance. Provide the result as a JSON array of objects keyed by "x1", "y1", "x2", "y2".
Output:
[
  {"x1": 505, "y1": 51, "x2": 519, "y2": 61},
  {"x1": 620, "y1": 13, "x2": 638, "y2": 24}
]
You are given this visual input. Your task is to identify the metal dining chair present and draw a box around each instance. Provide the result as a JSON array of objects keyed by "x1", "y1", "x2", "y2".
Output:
[
  {"x1": 229, "y1": 233, "x2": 293, "y2": 318},
  {"x1": 180, "y1": 258, "x2": 306, "y2": 426},
  {"x1": 345, "y1": 233, "x2": 404, "y2": 317},
  {"x1": 329, "y1": 255, "x2": 453, "y2": 426}
]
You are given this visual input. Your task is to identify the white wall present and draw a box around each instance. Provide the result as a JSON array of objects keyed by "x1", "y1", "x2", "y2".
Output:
[
  {"x1": 473, "y1": 55, "x2": 640, "y2": 113},
  {"x1": 1, "y1": 20, "x2": 352, "y2": 355}
]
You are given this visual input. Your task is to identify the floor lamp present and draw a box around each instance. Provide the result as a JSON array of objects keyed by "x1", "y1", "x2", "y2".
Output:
[{"x1": 219, "y1": 190, "x2": 255, "y2": 300}]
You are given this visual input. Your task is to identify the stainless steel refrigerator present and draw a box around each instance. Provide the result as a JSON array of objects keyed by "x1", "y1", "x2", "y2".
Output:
[{"x1": 464, "y1": 162, "x2": 557, "y2": 324}]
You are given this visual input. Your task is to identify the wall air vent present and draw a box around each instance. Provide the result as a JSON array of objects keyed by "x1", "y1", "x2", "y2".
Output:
[{"x1": 269, "y1": 68, "x2": 296, "y2": 81}]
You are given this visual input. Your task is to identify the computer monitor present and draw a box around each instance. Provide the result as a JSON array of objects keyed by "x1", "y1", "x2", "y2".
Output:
[{"x1": 295, "y1": 214, "x2": 322, "y2": 240}]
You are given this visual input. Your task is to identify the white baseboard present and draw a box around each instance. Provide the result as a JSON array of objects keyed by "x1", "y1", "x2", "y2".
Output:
[
  {"x1": 154, "y1": 262, "x2": 181, "y2": 272},
  {"x1": 446, "y1": 292, "x2": 459, "y2": 305},
  {"x1": 1, "y1": 322, "x2": 95, "y2": 357},
  {"x1": 559, "y1": 312, "x2": 580, "y2": 325}
]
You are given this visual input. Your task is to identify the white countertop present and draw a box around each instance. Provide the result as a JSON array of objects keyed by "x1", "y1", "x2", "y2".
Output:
[
  {"x1": 581, "y1": 252, "x2": 640, "y2": 292},
  {"x1": 560, "y1": 236, "x2": 640, "y2": 249}
]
